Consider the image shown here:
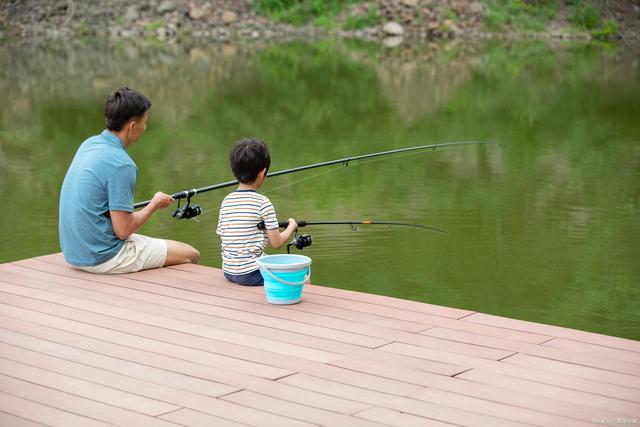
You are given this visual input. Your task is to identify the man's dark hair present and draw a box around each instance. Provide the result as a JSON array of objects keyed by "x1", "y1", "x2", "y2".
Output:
[
  {"x1": 104, "y1": 87, "x2": 152, "y2": 131},
  {"x1": 230, "y1": 138, "x2": 271, "y2": 184}
]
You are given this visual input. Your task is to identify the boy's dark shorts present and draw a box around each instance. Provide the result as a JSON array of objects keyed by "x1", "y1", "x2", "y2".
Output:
[{"x1": 224, "y1": 269, "x2": 264, "y2": 286}]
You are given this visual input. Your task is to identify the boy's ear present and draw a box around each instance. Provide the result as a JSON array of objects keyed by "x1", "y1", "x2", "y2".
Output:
[{"x1": 260, "y1": 168, "x2": 268, "y2": 177}]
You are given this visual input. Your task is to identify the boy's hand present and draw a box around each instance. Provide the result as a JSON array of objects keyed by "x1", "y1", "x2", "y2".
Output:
[{"x1": 287, "y1": 218, "x2": 298, "y2": 230}]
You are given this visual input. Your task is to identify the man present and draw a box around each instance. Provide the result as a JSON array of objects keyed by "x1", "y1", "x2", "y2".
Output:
[{"x1": 59, "y1": 87, "x2": 199, "y2": 273}]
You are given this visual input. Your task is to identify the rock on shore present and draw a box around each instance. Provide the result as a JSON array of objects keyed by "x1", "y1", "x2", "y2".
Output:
[{"x1": 0, "y1": 0, "x2": 635, "y2": 41}]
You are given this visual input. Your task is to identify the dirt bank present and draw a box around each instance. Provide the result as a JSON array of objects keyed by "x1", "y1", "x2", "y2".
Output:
[{"x1": 0, "y1": 0, "x2": 637, "y2": 42}]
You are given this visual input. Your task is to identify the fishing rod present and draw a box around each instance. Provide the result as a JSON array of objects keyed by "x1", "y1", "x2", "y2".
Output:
[
  {"x1": 257, "y1": 219, "x2": 448, "y2": 253},
  {"x1": 133, "y1": 140, "x2": 499, "y2": 217}
]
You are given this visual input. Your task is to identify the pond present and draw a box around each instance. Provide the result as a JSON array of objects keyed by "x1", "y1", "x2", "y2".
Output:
[{"x1": 1, "y1": 37, "x2": 638, "y2": 340}]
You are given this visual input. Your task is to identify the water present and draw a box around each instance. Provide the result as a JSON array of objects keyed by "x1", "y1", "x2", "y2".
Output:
[{"x1": 1, "y1": 38, "x2": 638, "y2": 340}]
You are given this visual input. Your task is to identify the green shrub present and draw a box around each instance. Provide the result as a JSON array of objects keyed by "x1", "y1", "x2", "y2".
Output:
[
  {"x1": 314, "y1": 14, "x2": 337, "y2": 29},
  {"x1": 590, "y1": 19, "x2": 618, "y2": 39},
  {"x1": 343, "y1": 6, "x2": 380, "y2": 30},
  {"x1": 571, "y1": 0, "x2": 601, "y2": 29},
  {"x1": 255, "y1": 0, "x2": 360, "y2": 26},
  {"x1": 485, "y1": 0, "x2": 558, "y2": 32}
]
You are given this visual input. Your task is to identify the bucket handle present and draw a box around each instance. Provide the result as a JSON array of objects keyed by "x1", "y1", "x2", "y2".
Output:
[{"x1": 261, "y1": 265, "x2": 311, "y2": 286}]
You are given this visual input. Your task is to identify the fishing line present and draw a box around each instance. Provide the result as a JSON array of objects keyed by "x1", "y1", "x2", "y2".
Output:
[
  {"x1": 262, "y1": 164, "x2": 346, "y2": 195},
  {"x1": 267, "y1": 142, "x2": 481, "y2": 194},
  {"x1": 264, "y1": 145, "x2": 453, "y2": 196},
  {"x1": 432, "y1": 231, "x2": 450, "y2": 287},
  {"x1": 196, "y1": 169, "x2": 341, "y2": 216}
]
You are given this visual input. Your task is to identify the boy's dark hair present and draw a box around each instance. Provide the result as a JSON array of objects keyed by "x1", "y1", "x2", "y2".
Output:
[
  {"x1": 230, "y1": 138, "x2": 271, "y2": 184},
  {"x1": 104, "y1": 87, "x2": 152, "y2": 131}
]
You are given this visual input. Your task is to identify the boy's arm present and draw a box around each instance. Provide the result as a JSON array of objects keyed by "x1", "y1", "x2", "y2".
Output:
[{"x1": 266, "y1": 218, "x2": 297, "y2": 249}]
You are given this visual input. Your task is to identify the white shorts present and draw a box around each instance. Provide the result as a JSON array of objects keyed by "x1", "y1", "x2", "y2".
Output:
[{"x1": 72, "y1": 234, "x2": 167, "y2": 274}]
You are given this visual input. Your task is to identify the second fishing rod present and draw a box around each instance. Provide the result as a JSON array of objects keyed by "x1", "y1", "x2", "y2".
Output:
[{"x1": 134, "y1": 140, "x2": 499, "y2": 217}]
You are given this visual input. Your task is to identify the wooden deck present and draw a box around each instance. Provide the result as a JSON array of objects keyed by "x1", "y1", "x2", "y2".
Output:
[{"x1": 0, "y1": 254, "x2": 638, "y2": 427}]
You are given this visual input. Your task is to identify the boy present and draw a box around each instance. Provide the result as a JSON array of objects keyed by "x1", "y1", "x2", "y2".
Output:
[{"x1": 217, "y1": 138, "x2": 298, "y2": 286}]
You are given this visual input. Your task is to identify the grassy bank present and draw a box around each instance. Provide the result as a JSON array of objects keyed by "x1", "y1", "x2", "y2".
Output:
[{"x1": 253, "y1": 0, "x2": 621, "y2": 39}]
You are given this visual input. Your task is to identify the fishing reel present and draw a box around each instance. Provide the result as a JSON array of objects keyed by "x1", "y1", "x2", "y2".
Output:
[
  {"x1": 172, "y1": 195, "x2": 202, "y2": 220},
  {"x1": 287, "y1": 231, "x2": 312, "y2": 254},
  {"x1": 256, "y1": 220, "x2": 312, "y2": 253}
]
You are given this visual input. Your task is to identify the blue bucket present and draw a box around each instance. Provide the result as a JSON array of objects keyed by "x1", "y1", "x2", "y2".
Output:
[{"x1": 258, "y1": 254, "x2": 312, "y2": 305}]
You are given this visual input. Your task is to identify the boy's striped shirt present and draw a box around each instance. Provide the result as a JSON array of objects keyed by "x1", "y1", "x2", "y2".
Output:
[{"x1": 216, "y1": 190, "x2": 278, "y2": 274}]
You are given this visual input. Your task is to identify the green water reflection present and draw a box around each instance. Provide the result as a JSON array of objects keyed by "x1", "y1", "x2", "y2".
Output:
[{"x1": 1, "y1": 38, "x2": 638, "y2": 339}]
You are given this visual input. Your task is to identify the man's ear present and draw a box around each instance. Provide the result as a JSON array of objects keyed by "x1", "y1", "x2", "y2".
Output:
[{"x1": 260, "y1": 168, "x2": 268, "y2": 178}]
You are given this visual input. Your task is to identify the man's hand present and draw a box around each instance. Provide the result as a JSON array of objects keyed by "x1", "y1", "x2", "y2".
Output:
[
  {"x1": 149, "y1": 192, "x2": 174, "y2": 210},
  {"x1": 111, "y1": 192, "x2": 174, "y2": 240},
  {"x1": 287, "y1": 218, "x2": 298, "y2": 231}
]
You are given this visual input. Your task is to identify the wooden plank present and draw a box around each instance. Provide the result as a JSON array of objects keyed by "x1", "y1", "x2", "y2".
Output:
[
  {"x1": 159, "y1": 409, "x2": 250, "y2": 427},
  {"x1": 0, "y1": 341, "x2": 358, "y2": 427},
  {"x1": 0, "y1": 321, "x2": 240, "y2": 396},
  {"x1": 0, "y1": 278, "x2": 343, "y2": 364},
  {"x1": 0, "y1": 376, "x2": 312, "y2": 427},
  {"x1": 11, "y1": 254, "x2": 640, "y2": 427},
  {"x1": 0, "y1": 298, "x2": 420, "y2": 398},
  {"x1": 0, "y1": 357, "x2": 179, "y2": 416},
  {"x1": 142, "y1": 269, "x2": 553, "y2": 345},
  {"x1": 0, "y1": 300, "x2": 293, "y2": 381},
  {"x1": 543, "y1": 337, "x2": 640, "y2": 363},
  {"x1": 0, "y1": 375, "x2": 180, "y2": 427},
  {"x1": 23, "y1": 258, "x2": 553, "y2": 346},
  {"x1": 354, "y1": 407, "x2": 456, "y2": 427},
  {"x1": 222, "y1": 390, "x2": 385, "y2": 427},
  {"x1": 502, "y1": 353, "x2": 640, "y2": 391},
  {"x1": 487, "y1": 355, "x2": 640, "y2": 403},
  {"x1": 0, "y1": 391, "x2": 111, "y2": 427},
  {"x1": 16, "y1": 258, "x2": 458, "y2": 326},
  {"x1": 119, "y1": 272, "x2": 514, "y2": 360},
  {"x1": 0, "y1": 325, "x2": 370, "y2": 415},
  {"x1": 150, "y1": 269, "x2": 453, "y2": 325},
  {"x1": 375, "y1": 341, "x2": 514, "y2": 370},
  {"x1": 0, "y1": 313, "x2": 284, "y2": 400},
  {"x1": 423, "y1": 327, "x2": 640, "y2": 376},
  {"x1": 463, "y1": 312, "x2": 640, "y2": 353},
  {"x1": 7, "y1": 300, "x2": 616, "y2": 424},
  {"x1": 376, "y1": 341, "x2": 640, "y2": 406},
  {"x1": 4, "y1": 263, "x2": 388, "y2": 350},
  {"x1": 457, "y1": 369, "x2": 640, "y2": 416},
  {"x1": 279, "y1": 374, "x2": 530, "y2": 427},
  {"x1": 0, "y1": 293, "x2": 423, "y2": 396},
  {"x1": 331, "y1": 357, "x2": 638, "y2": 420},
  {"x1": 17, "y1": 260, "x2": 509, "y2": 360},
  {"x1": 9, "y1": 259, "x2": 430, "y2": 336},
  {"x1": 410, "y1": 387, "x2": 594, "y2": 427},
  {"x1": 161, "y1": 260, "x2": 474, "y2": 319},
  {"x1": 0, "y1": 411, "x2": 46, "y2": 427},
  {"x1": 162, "y1": 405, "x2": 314, "y2": 427},
  {"x1": 0, "y1": 280, "x2": 469, "y2": 377}
]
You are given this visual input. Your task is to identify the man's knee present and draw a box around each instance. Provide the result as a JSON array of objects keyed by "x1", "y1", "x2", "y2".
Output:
[
  {"x1": 165, "y1": 240, "x2": 200, "y2": 266},
  {"x1": 188, "y1": 247, "x2": 200, "y2": 264}
]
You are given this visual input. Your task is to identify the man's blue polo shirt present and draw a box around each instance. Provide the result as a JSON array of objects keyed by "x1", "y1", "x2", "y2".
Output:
[{"x1": 59, "y1": 130, "x2": 138, "y2": 266}]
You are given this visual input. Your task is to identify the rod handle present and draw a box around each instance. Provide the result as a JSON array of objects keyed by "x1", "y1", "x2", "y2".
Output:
[
  {"x1": 133, "y1": 189, "x2": 196, "y2": 209},
  {"x1": 280, "y1": 220, "x2": 306, "y2": 228},
  {"x1": 257, "y1": 220, "x2": 306, "y2": 230}
]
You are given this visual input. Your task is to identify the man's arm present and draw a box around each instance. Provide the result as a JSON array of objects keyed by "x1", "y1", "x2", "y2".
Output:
[{"x1": 111, "y1": 192, "x2": 173, "y2": 240}]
